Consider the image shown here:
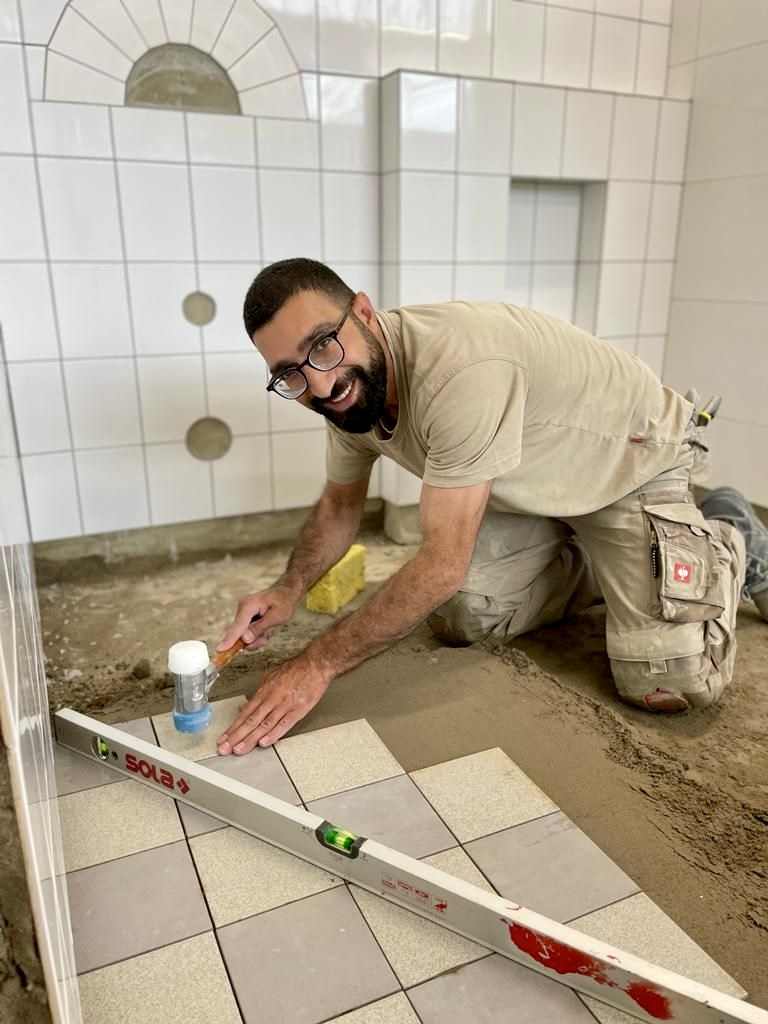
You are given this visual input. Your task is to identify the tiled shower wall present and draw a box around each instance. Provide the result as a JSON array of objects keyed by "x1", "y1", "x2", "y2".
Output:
[{"x1": 0, "y1": 0, "x2": 680, "y2": 541}]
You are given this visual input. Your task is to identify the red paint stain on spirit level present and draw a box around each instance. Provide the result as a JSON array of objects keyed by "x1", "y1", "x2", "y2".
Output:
[{"x1": 504, "y1": 922, "x2": 673, "y2": 1020}]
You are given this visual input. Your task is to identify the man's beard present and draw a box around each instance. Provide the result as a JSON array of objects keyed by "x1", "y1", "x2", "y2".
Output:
[{"x1": 310, "y1": 318, "x2": 388, "y2": 434}]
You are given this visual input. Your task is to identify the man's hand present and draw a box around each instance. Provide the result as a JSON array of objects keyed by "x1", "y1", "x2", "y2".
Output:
[
  {"x1": 217, "y1": 656, "x2": 330, "y2": 753},
  {"x1": 216, "y1": 583, "x2": 299, "y2": 653}
]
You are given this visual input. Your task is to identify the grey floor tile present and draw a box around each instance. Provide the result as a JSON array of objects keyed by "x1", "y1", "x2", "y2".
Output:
[
  {"x1": 54, "y1": 717, "x2": 157, "y2": 797},
  {"x1": 308, "y1": 774, "x2": 456, "y2": 859},
  {"x1": 177, "y1": 746, "x2": 301, "y2": 838},
  {"x1": 78, "y1": 932, "x2": 241, "y2": 1024},
  {"x1": 421, "y1": 847, "x2": 498, "y2": 893},
  {"x1": 68, "y1": 841, "x2": 211, "y2": 974},
  {"x1": 276, "y1": 719, "x2": 404, "y2": 801},
  {"x1": 465, "y1": 812, "x2": 639, "y2": 923},
  {"x1": 218, "y1": 886, "x2": 399, "y2": 1024},
  {"x1": 152, "y1": 695, "x2": 245, "y2": 761},
  {"x1": 326, "y1": 993, "x2": 421, "y2": 1023},
  {"x1": 407, "y1": 953, "x2": 597, "y2": 1023}
]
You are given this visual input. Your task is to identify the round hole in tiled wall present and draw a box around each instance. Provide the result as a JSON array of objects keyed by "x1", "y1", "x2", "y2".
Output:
[
  {"x1": 182, "y1": 291, "x2": 217, "y2": 326},
  {"x1": 186, "y1": 417, "x2": 232, "y2": 461}
]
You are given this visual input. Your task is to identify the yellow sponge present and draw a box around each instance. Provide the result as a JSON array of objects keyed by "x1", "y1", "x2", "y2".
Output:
[{"x1": 306, "y1": 544, "x2": 366, "y2": 615}]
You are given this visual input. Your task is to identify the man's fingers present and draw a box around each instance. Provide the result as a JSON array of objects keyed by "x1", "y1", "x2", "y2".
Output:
[
  {"x1": 225, "y1": 700, "x2": 292, "y2": 756},
  {"x1": 257, "y1": 709, "x2": 302, "y2": 748},
  {"x1": 217, "y1": 611, "x2": 271, "y2": 652}
]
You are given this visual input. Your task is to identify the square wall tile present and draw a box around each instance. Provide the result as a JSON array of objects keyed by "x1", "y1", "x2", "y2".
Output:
[
  {"x1": 0, "y1": 263, "x2": 58, "y2": 361},
  {"x1": 39, "y1": 157, "x2": 122, "y2": 260},
  {"x1": 458, "y1": 79, "x2": 513, "y2": 175},
  {"x1": 50, "y1": 6, "x2": 131, "y2": 77},
  {"x1": 596, "y1": 0, "x2": 639, "y2": 14},
  {"x1": 602, "y1": 182, "x2": 652, "y2": 261},
  {"x1": 534, "y1": 184, "x2": 581, "y2": 261},
  {"x1": 320, "y1": 76, "x2": 379, "y2": 173},
  {"x1": 655, "y1": 100, "x2": 689, "y2": 181},
  {"x1": 276, "y1": 719, "x2": 403, "y2": 801},
  {"x1": 0, "y1": 0, "x2": 21, "y2": 41},
  {"x1": 380, "y1": 74, "x2": 399, "y2": 174},
  {"x1": 68, "y1": 841, "x2": 210, "y2": 973},
  {"x1": 21, "y1": 452, "x2": 81, "y2": 541},
  {"x1": 647, "y1": 183, "x2": 681, "y2": 260},
  {"x1": 381, "y1": 0, "x2": 437, "y2": 75},
  {"x1": 213, "y1": 434, "x2": 272, "y2": 515},
  {"x1": 596, "y1": 262, "x2": 643, "y2": 336},
  {"x1": 454, "y1": 264, "x2": 530, "y2": 306},
  {"x1": 610, "y1": 96, "x2": 658, "y2": 180},
  {"x1": 456, "y1": 175, "x2": 509, "y2": 262},
  {"x1": 53, "y1": 264, "x2": 132, "y2": 358},
  {"x1": 44, "y1": 52, "x2": 124, "y2": 105},
  {"x1": 579, "y1": 182, "x2": 607, "y2": 261},
  {"x1": 562, "y1": 92, "x2": 613, "y2": 179},
  {"x1": 323, "y1": 173, "x2": 379, "y2": 263},
  {"x1": 397, "y1": 264, "x2": 454, "y2": 306},
  {"x1": 64, "y1": 358, "x2": 142, "y2": 448},
  {"x1": 54, "y1": 718, "x2": 155, "y2": 797},
  {"x1": 218, "y1": 887, "x2": 398, "y2": 1024},
  {"x1": 268, "y1": 387, "x2": 324, "y2": 432},
  {"x1": 240, "y1": 75, "x2": 308, "y2": 119},
  {"x1": 399, "y1": 173, "x2": 455, "y2": 262},
  {"x1": 118, "y1": 163, "x2": 194, "y2": 261},
  {"x1": 465, "y1": 811, "x2": 639, "y2": 922},
  {"x1": 153, "y1": 696, "x2": 247, "y2": 761},
  {"x1": 191, "y1": 165, "x2": 261, "y2": 262},
  {"x1": 271, "y1": 429, "x2": 327, "y2": 509},
  {"x1": 259, "y1": 169, "x2": 322, "y2": 261},
  {"x1": 308, "y1": 775, "x2": 455, "y2": 859},
  {"x1": 0, "y1": 156, "x2": 45, "y2": 259},
  {"x1": 205, "y1": 351, "x2": 269, "y2": 436},
  {"x1": 8, "y1": 362, "x2": 70, "y2": 454},
  {"x1": 146, "y1": 442, "x2": 213, "y2": 526},
  {"x1": 73, "y1": 0, "x2": 146, "y2": 58},
  {"x1": 635, "y1": 335, "x2": 664, "y2": 378},
  {"x1": 636, "y1": 21, "x2": 668, "y2": 96},
  {"x1": 199, "y1": 263, "x2": 261, "y2": 353},
  {"x1": 591, "y1": 14, "x2": 639, "y2": 93},
  {"x1": 381, "y1": 171, "x2": 399, "y2": 262},
  {"x1": 400, "y1": 72, "x2": 457, "y2": 172},
  {"x1": 188, "y1": 111, "x2": 256, "y2": 165},
  {"x1": 411, "y1": 748, "x2": 557, "y2": 843},
  {"x1": 511, "y1": 86, "x2": 565, "y2": 178},
  {"x1": 129, "y1": 264, "x2": 200, "y2": 356},
  {"x1": 257, "y1": 118, "x2": 318, "y2": 169},
  {"x1": 666, "y1": 63, "x2": 694, "y2": 101},
  {"x1": 0, "y1": 43, "x2": 32, "y2": 153},
  {"x1": 574, "y1": 262, "x2": 599, "y2": 332},
  {"x1": 190, "y1": 827, "x2": 342, "y2": 926},
  {"x1": 493, "y1": 0, "x2": 544, "y2": 82},
  {"x1": 111, "y1": 106, "x2": 186, "y2": 162},
  {"x1": 258, "y1": 0, "x2": 317, "y2": 71},
  {"x1": 31, "y1": 100, "x2": 111, "y2": 158},
  {"x1": 639, "y1": 262, "x2": 673, "y2": 335},
  {"x1": 77, "y1": 933, "x2": 241, "y2": 1024},
  {"x1": 317, "y1": 0, "x2": 378, "y2": 75},
  {"x1": 137, "y1": 354, "x2": 206, "y2": 443},
  {"x1": 544, "y1": 7, "x2": 593, "y2": 88},
  {"x1": 531, "y1": 263, "x2": 577, "y2": 321},
  {"x1": 438, "y1": 0, "x2": 492, "y2": 76},
  {"x1": 76, "y1": 445, "x2": 149, "y2": 533}
]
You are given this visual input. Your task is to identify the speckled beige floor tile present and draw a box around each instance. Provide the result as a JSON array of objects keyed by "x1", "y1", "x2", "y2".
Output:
[
  {"x1": 326, "y1": 993, "x2": 421, "y2": 1024},
  {"x1": 350, "y1": 885, "x2": 488, "y2": 987},
  {"x1": 275, "y1": 719, "x2": 403, "y2": 801},
  {"x1": 570, "y1": 893, "x2": 747, "y2": 999},
  {"x1": 410, "y1": 748, "x2": 558, "y2": 842},
  {"x1": 58, "y1": 779, "x2": 183, "y2": 872},
  {"x1": 152, "y1": 695, "x2": 246, "y2": 760},
  {"x1": 421, "y1": 847, "x2": 497, "y2": 893},
  {"x1": 189, "y1": 825, "x2": 342, "y2": 926},
  {"x1": 54, "y1": 717, "x2": 156, "y2": 796},
  {"x1": 77, "y1": 933, "x2": 240, "y2": 1024}
]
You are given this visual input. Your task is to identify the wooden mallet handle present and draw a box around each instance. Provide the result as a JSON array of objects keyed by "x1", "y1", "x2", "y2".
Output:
[{"x1": 211, "y1": 614, "x2": 262, "y2": 671}]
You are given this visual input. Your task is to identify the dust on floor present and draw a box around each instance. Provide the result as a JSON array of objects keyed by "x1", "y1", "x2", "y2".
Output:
[{"x1": 37, "y1": 528, "x2": 768, "y2": 1008}]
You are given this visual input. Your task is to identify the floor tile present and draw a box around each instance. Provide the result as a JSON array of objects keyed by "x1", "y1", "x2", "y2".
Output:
[
  {"x1": 58, "y1": 779, "x2": 184, "y2": 872},
  {"x1": 152, "y1": 695, "x2": 245, "y2": 760},
  {"x1": 325, "y1": 993, "x2": 421, "y2": 1024},
  {"x1": 55, "y1": 717, "x2": 156, "y2": 796},
  {"x1": 217, "y1": 887, "x2": 399, "y2": 1024},
  {"x1": 68, "y1": 841, "x2": 210, "y2": 973},
  {"x1": 570, "y1": 893, "x2": 747, "y2": 999},
  {"x1": 421, "y1": 846, "x2": 497, "y2": 893},
  {"x1": 77, "y1": 932, "x2": 241, "y2": 1024},
  {"x1": 351, "y1": 885, "x2": 489, "y2": 987},
  {"x1": 407, "y1": 953, "x2": 596, "y2": 1023},
  {"x1": 465, "y1": 812, "x2": 639, "y2": 922},
  {"x1": 276, "y1": 719, "x2": 404, "y2": 801},
  {"x1": 410, "y1": 747, "x2": 558, "y2": 842},
  {"x1": 577, "y1": 995, "x2": 645, "y2": 1024},
  {"x1": 177, "y1": 747, "x2": 301, "y2": 838},
  {"x1": 307, "y1": 774, "x2": 456, "y2": 859},
  {"x1": 189, "y1": 826, "x2": 342, "y2": 926}
]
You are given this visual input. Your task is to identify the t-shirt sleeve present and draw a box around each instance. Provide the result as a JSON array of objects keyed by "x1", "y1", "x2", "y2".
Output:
[
  {"x1": 421, "y1": 359, "x2": 527, "y2": 487},
  {"x1": 325, "y1": 422, "x2": 380, "y2": 484}
]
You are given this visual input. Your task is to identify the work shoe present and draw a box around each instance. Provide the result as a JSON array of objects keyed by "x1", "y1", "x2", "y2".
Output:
[{"x1": 700, "y1": 486, "x2": 768, "y2": 621}]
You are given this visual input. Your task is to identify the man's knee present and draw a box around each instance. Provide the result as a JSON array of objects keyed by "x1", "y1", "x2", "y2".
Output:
[
  {"x1": 611, "y1": 653, "x2": 726, "y2": 713},
  {"x1": 428, "y1": 592, "x2": 507, "y2": 646}
]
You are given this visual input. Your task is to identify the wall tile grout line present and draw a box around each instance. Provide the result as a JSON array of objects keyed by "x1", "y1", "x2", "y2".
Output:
[
  {"x1": 118, "y1": 0, "x2": 150, "y2": 51},
  {"x1": 46, "y1": 46, "x2": 126, "y2": 85},
  {"x1": 67, "y1": 4, "x2": 136, "y2": 65}
]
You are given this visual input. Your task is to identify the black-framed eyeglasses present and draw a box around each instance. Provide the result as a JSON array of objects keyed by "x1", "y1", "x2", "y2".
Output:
[{"x1": 266, "y1": 301, "x2": 353, "y2": 400}]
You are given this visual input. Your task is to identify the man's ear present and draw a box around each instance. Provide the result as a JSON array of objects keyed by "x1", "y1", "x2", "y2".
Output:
[{"x1": 352, "y1": 291, "x2": 377, "y2": 328}]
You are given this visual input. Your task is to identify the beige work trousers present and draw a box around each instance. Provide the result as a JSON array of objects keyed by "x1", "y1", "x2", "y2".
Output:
[{"x1": 429, "y1": 438, "x2": 747, "y2": 710}]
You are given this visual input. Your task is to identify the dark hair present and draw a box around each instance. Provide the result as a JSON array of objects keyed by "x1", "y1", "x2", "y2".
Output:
[{"x1": 243, "y1": 259, "x2": 354, "y2": 338}]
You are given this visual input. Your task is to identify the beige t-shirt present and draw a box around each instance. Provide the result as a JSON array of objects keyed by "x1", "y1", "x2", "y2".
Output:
[{"x1": 325, "y1": 302, "x2": 692, "y2": 517}]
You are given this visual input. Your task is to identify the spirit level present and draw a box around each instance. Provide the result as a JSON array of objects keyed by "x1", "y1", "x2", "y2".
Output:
[{"x1": 54, "y1": 708, "x2": 767, "y2": 1024}]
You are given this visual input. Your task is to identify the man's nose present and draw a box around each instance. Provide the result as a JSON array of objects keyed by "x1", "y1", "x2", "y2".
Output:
[{"x1": 304, "y1": 365, "x2": 335, "y2": 400}]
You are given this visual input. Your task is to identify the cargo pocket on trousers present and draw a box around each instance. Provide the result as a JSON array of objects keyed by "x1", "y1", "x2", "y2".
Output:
[{"x1": 643, "y1": 500, "x2": 725, "y2": 623}]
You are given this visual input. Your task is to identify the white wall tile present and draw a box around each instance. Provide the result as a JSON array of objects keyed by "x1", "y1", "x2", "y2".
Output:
[
  {"x1": 399, "y1": 173, "x2": 455, "y2": 262},
  {"x1": 317, "y1": 0, "x2": 378, "y2": 75},
  {"x1": 0, "y1": 264, "x2": 58, "y2": 361},
  {"x1": 400, "y1": 73, "x2": 457, "y2": 171},
  {"x1": 458, "y1": 79, "x2": 513, "y2": 174},
  {"x1": 544, "y1": 7, "x2": 593, "y2": 88},
  {"x1": 213, "y1": 434, "x2": 272, "y2": 514},
  {"x1": 697, "y1": 0, "x2": 768, "y2": 59},
  {"x1": 146, "y1": 442, "x2": 213, "y2": 525},
  {"x1": 76, "y1": 445, "x2": 149, "y2": 533},
  {"x1": 257, "y1": 0, "x2": 317, "y2": 71},
  {"x1": 669, "y1": 0, "x2": 700, "y2": 67},
  {"x1": 574, "y1": 261, "x2": 599, "y2": 331},
  {"x1": 24, "y1": 46, "x2": 45, "y2": 99},
  {"x1": 647, "y1": 183, "x2": 681, "y2": 260},
  {"x1": 511, "y1": 85, "x2": 565, "y2": 178},
  {"x1": 639, "y1": 261, "x2": 673, "y2": 334},
  {"x1": 302, "y1": 72, "x2": 319, "y2": 118},
  {"x1": 111, "y1": 107, "x2": 187, "y2": 162},
  {"x1": 31, "y1": 100, "x2": 112, "y2": 157},
  {"x1": 579, "y1": 183, "x2": 607, "y2": 261},
  {"x1": 330, "y1": 263, "x2": 380, "y2": 306},
  {"x1": 596, "y1": 0, "x2": 639, "y2": 15},
  {"x1": 269, "y1": 388, "x2": 322, "y2": 431},
  {"x1": 8, "y1": 362, "x2": 70, "y2": 453},
  {"x1": 320, "y1": 75, "x2": 379, "y2": 172},
  {"x1": 0, "y1": 157, "x2": 46, "y2": 259},
  {"x1": 636, "y1": 334, "x2": 665, "y2": 377},
  {"x1": 121, "y1": 0, "x2": 167, "y2": 47},
  {"x1": 562, "y1": 91, "x2": 613, "y2": 179},
  {"x1": 493, "y1": 0, "x2": 544, "y2": 82},
  {"x1": 257, "y1": 118, "x2": 318, "y2": 168},
  {"x1": 438, "y1": 0, "x2": 492, "y2": 77},
  {"x1": 610, "y1": 96, "x2": 658, "y2": 180},
  {"x1": 665, "y1": 62, "x2": 694, "y2": 100},
  {"x1": 271, "y1": 429, "x2": 326, "y2": 508},
  {"x1": 191, "y1": 166, "x2": 261, "y2": 262},
  {"x1": 456, "y1": 175, "x2": 509, "y2": 262},
  {"x1": 43, "y1": 52, "x2": 124, "y2": 105},
  {"x1": 642, "y1": 0, "x2": 671, "y2": 23},
  {"x1": 160, "y1": 0, "x2": 193, "y2": 43},
  {"x1": 507, "y1": 183, "x2": 535, "y2": 262},
  {"x1": 0, "y1": 0, "x2": 21, "y2": 41},
  {"x1": 205, "y1": 352, "x2": 269, "y2": 436},
  {"x1": 48, "y1": 7, "x2": 132, "y2": 78},
  {"x1": 0, "y1": 44, "x2": 32, "y2": 153},
  {"x1": 137, "y1": 354, "x2": 206, "y2": 442},
  {"x1": 398, "y1": 264, "x2": 453, "y2": 304},
  {"x1": 596, "y1": 262, "x2": 643, "y2": 335},
  {"x1": 18, "y1": 0, "x2": 66, "y2": 44},
  {"x1": 128, "y1": 264, "x2": 200, "y2": 355},
  {"x1": 635, "y1": 22, "x2": 668, "y2": 96},
  {"x1": 199, "y1": 263, "x2": 260, "y2": 354},
  {"x1": 63, "y1": 358, "x2": 142, "y2": 447},
  {"x1": 21, "y1": 452, "x2": 81, "y2": 541},
  {"x1": 708, "y1": 417, "x2": 768, "y2": 507},
  {"x1": 39, "y1": 158, "x2": 122, "y2": 260},
  {"x1": 259, "y1": 169, "x2": 322, "y2": 261},
  {"x1": 72, "y1": 0, "x2": 147, "y2": 57},
  {"x1": 602, "y1": 182, "x2": 652, "y2": 260},
  {"x1": 323, "y1": 173, "x2": 379, "y2": 263},
  {"x1": 189, "y1": 0, "x2": 230, "y2": 51},
  {"x1": 229, "y1": 27, "x2": 297, "y2": 91},
  {"x1": 381, "y1": 461, "x2": 421, "y2": 504},
  {"x1": 381, "y1": 0, "x2": 437, "y2": 75},
  {"x1": 591, "y1": 15, "x2": 638, "y2": 93},
  {"x1": 534, "y1": 184, "x2": 581, "y2": 261},
  {"x1": 380, "y1": 74, "x2": 399, "y2": 174},
  {"x1": 531, "y1": 263, "x2": 576, "y2": 321},
  {"x1": 454, "y1": 263, "x2": 530, "y2": 305},
  {"x1": 118, "y1": 162, "x2": 194, "y2": 261},
  {"x1": 381, "y1": 172, "x2": 398, "y2": 263},
  {"x1": 52, "y1": 264, "x2": 133, "y2": 358},
  {"x1": 655, "y1": 101, "x2": 689, "y2": 181},
  {"x1": 211, "y1": 0, "x2": 272, "y2": 68},
  {"x1": 240, "y1": 74, "x2": 307, "y2": 118},
  {"x1": 188, "y1": 112, "x2": 256, "y2": 166}
]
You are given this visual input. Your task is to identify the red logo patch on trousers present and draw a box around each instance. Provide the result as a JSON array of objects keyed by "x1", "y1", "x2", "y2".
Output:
[{"x1": 674, "y1": 562, "x2": 692, "y2": 583}]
